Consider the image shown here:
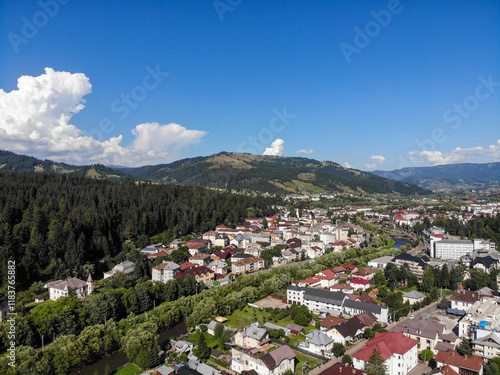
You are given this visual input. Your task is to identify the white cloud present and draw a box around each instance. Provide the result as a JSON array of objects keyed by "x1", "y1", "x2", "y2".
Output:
[
  {"x1": 364, "y1": 154, "x2": 386, "y2": 169},
  {"x1": 0, "y1": 68, "x2": 205, "y2": 166},
  {"x1": 263, "y1": 138, "x2": 284, "y2": 156},
  {"x1": 418, "y1": 140, "x2": 500, "y2": 165},
  {"x1": 344, "y1": 162, "x2": 352, "y2": 169},
  {"x1": 296, "y1": 149, "x2": 314, "y2": 154}
]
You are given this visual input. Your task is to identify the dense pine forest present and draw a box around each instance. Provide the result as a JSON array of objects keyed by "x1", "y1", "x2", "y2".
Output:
[{"x1": 0, "y1": 172, "x2": 278, "y2": 287}]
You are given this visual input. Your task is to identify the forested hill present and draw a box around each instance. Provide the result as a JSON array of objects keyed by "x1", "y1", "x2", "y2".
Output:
[
  {"x1": 115, "y1": 152, "x2": 429, "y2": 195},
  {"x1": 372, "y1": 162, "x2": 500, "y2": 192},
  {"x1": 0, "y1": 172, "x2": 277, "y2": 287},
  {"x1": 0, "y1": 149, "x2": 130, "y2": 181}
]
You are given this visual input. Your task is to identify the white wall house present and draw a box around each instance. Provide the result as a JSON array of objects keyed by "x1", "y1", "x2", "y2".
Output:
[
  {"x1": 353, "y1": 332, "x2": 418, "y2": 375},
  {"x1": 152, "y1": 261, "x2": 180, "y2": 283}
]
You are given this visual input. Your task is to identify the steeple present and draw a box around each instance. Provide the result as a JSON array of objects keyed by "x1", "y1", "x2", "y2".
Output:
[{"x1": 87, "y1": 273, "x2": 94, "y2": 294}]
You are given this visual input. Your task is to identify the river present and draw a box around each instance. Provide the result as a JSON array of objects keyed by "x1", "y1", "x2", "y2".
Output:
[
  {"x1": 69, "y1": 322, "x2": 187, "y2": 375},
  {"x1": 391, "y1": 236, "x2": 412, "y2": 249}
]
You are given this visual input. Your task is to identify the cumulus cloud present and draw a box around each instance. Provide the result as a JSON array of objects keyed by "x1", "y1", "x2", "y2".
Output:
[
  {"x1": 0, "y1": 68, "x2": 205, "y2": 166},
  {"x1": 263, "y1": 138, "x2": 284, "y2": 156},
  {"x1": 344, "y1": 162, "x2": 352, "y2": 169},
  {"x1": 417, "y1": 140, "x2": 500, "y2": 165},
  {"x1": 296, "y1": 149, "x2": 314, "y2": 154},
  {"x1": 364, "y1": 155, "x2": 386, "y2": 169}
]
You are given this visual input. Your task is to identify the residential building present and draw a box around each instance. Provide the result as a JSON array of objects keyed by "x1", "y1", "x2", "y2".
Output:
[
  {"x1": 326, "y1": 318, "x2": 364, "y2": 345},
  {"x1": 234, "y1": 323, "x2": 271, "y2": 349},
  {"x1": 435, "y1": 350, "x2": 483, "y2": 375},
  {"x1": 391, "y1": 253, "x2": 428, "y2": 280},
  {"x1": 209, "y1": 259, "x2": 228, "y2": 275},
  {"x1": 431, "y1": 238, "x2": 495, "y2": 260},
  {"x1": 152, "y1": 261, "x2": 180, "y2": 283},
  {"x1": 286, "y1": 286, "x2": 389, "y2": 323},
  {"x1": 320, "y1": 315, "x2": 344, "y2": 332},
  {"x1": 231, "y1": 345, "x2": 296, "y2": 375},
  {"x1": 472, "y1": 257, "x2": 499, "y2": 273},
  {"x1": 472, "y1": 331, "x2": 500, "y2": 359},
  {"x1": 317, "y1": 362, "x2": 373, "y2": 375},
  {"x1": 352, "y1": 268, "x2": 376, "y2": 281},
  {"x1": 402, "y1": 290, "x2": 425, "y2": 305},
  {"x1": 458, "y1": 296, "x2": 500, "y2": 338},
  {"x1": 352, "y1": 332, "x2": 418, "y2": 375},
  {"x1": 103, "y1": 260, "x2": 135, "y2": 279},
  {"x1": 367, "y1": 256, "x2": 395, "y2": 270},
  {"x1": 394, "y1": 319, "x2": 458, "y2": 354},
  {"x1": 188, "y1": 253, "x2": 211, "y2": 267},
  {"x1": 263, "y1": 322, "x2": 291, "y2": 336},
  {"x1": 298, "y1": 330, "x2": 334, "y2": 358},
  {"x1": 185, "y1": 243, "x2": 207, "y2": 256},
  {"x1": 45, "y1": 274, "x2": 94, "y2": 301},
  {"x1": 176, "y1": 266, "x2": 215, "y2": 284},
  {"x1": 449, "y1": 290, "x2": 480, "y2": 312},
  {"x1": 349, "y1": 277, "x2": 370, "y2": 291},
  {"x1": 232, "y1": 257, "x2": 265, "y2": 275}
]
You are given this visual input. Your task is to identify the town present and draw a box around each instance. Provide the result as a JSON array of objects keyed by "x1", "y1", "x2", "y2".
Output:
[{"x1": 3, "y1": 198, "x2": 500, "y2": 375}]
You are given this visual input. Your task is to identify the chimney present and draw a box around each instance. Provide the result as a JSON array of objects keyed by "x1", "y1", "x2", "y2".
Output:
[{"x1": 340, "y1": 367, "x2": 343, "y2": 373}]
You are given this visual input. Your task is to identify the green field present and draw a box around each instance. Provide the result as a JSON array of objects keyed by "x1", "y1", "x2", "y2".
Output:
[
  {"x1": 225, "y1": 314, "x2": 253, "y2": 330},
  {"x1": 209, "y1": 357, "x2": 230, "y2": 369},
  {"x1": 294, "y1": 351, "x2": 322, "y2": 373},
  {"x1": 114, "y1": 363, "x2": 143, "y2": 375}
]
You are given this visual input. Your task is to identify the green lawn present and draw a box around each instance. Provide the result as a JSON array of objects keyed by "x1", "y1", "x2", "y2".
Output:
[
  {"x1": 225, "y1": 314, "x2": 253, "y2": 330},
  {"x1": 114, "y1": 363, "x2": 143, "y2": 375},
  {"x1": 228, "y1": 306, "x2": 316, "y2": 334},
  {"x1": 294, "y1": 351, "x2": 322, "y2": 373},
  {"x1": 209, "y1": 357, "x2": 230, "y2": 369},
  {"x1": 185, "y1": 331, "x2": 218, "y2": 348},
  {"x1": 287, "y1": 333, "x2": 306, "y2": 346}
]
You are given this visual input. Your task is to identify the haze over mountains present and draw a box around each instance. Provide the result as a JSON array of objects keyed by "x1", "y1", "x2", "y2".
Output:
[{"x1": 373, "y1": 162, "x2": 500, "y2": 192}]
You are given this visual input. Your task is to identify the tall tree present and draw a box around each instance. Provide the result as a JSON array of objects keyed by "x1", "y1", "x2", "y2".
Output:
[
  {"x1": 365, "y1": 345, "x2": 387, "y2": 375},
  {"x1": 422, "y1": 265, "x2": 435, "y2": 292}
]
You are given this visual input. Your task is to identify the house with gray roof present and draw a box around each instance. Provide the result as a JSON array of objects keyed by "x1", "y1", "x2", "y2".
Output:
[
  {"x1": 473, "y1": 331, "x2": 500, "y2": 359},
  {"x1": 173, "y1": 340, "x2": 194, "y2": 354},
  {"x1": 403, "y1": 290, "x2": 425, "y2": 305},
  {"x1": 104, "y1": 260, "x2": 135, "y2": 279},
  {"x1": 264, "y1": 322, "x2": 291, "y2": 336},
  {"x1": 234, "y1": 323, "x2": 270, "y2": 349},
  {"x1": 195, "y1": 362, "x2": 222, "y2": 375},
  {"x1": 394, "y1": 319, "x2": 458, "y2": 354},
  {"x1": 299, "y1": 330, "x2": 334, "y2": 358},
  {"x1": 207, "y1": 320, "x2": 219, "y2": 336},
  {"x1": 287, "y1": 285, "x2": 389, "y2": 323}
]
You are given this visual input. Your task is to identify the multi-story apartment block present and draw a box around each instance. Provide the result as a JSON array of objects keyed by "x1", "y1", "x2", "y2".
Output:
[{"x1": 152, "y1": 261, "x2": 180, "y2": 283}]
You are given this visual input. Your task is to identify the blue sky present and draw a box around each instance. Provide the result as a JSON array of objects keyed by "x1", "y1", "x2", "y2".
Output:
[{"x1": 0, "y1": 0, "x2": 499, "y2": 170}]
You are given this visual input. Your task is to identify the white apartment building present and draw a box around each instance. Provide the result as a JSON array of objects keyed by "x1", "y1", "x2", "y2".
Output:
[
  {"x1": 152, "y1": 261, "x2": 180, "y2": 283},
  {"x1": 353, "y1": 332, "x2": 418, "y2": 375},
  {"x1": 431, "y1": 238, "x2": 495, "y2": 260}
]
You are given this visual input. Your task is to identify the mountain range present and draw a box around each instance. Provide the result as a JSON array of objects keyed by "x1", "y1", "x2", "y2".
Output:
[
  {"x1": 0, "y1": 150, "x2": 130, "y2": 182},
  {"x1": 19, "y1": 149, "x2": 500, "y2": 195},
  {"x1": 113, "y1": 152, "x2": 428, "y2": 195},
  {"x1": 0, "y1": 150, "x2": 427, "y2": 195},
  {"x1": 372, "y1": 162, "x2": 500, "y2": 192}
]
